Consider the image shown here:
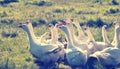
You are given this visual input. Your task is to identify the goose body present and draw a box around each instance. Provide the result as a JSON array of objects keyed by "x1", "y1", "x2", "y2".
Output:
[
  {"x1": 87, "y1": 25, "x2": 120, "y2": 69},
  {"x1": 58, "y1": 24, "x2": 87, "y2": 68},
  {"x1": 89, "y1": 47, "x2": 120, "y2": 69},
  {"x1": 19, "y1": 22, "x2": 65, "y2": 68}
]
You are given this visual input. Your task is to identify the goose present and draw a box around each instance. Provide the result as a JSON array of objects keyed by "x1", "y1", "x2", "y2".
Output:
[
  {"x1": 48, "y1": 23, "x2": 66, "y2": 66},
  {"x1": 111, "y1": 21, "x2": 120, "y2": 47},
  {"x1": 60, "y1": 20, "x2": 89, "y2": 51},
  {"x1": 65, "y1": 18, "x2": 87, "y2": 42},
  {"x1": 87, "y1": 26, "x2": 120, "y2": 69},
  {"x1": 19, "y1": 22, "x2": 65, "y2": 69},
  {"x1": 57, "y1": 23, "x2": 87, "y2": 69},
  {"x1": 84, "y1": 26, "x2": 112, "y2": 53}
]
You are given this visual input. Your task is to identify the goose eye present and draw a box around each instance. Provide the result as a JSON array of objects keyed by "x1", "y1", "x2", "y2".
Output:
[
  {"x1": 48, "y1": 25, "x2": 51, "y2": 28},
  {"x1": 26, "y1": 22, "x2": 29, "y2": 24},
  {"x1": 48, "y1": 24, "x2": 53, "y2": 28},
  {"x1": 70, "y1": 18, "x2": 74, "y2": 22},
  {"x1": 49, "y1": 34, "x2": 51, "y2": 36},
  {"x1": 105, "y1": 27, "x2": 107, "y2": 30},
  {"x1": 84, "y1": 28, "x2": 87, "y2": 30},
  {"x1": 113, "y1": 23, "x2": 116, "y2": 26},
  {"x1": 19, "y1": 23, "x2": 22, "y2": 25}
]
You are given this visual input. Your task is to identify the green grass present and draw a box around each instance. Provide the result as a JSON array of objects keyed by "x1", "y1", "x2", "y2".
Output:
[{"x1": 0, "y1": 0, "x2": 120, "y2": 68}]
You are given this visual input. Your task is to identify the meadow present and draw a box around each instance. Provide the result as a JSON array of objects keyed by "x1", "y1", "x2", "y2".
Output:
[{"x1": 0, "y1": 0, "x2": 120, "y2": 69}]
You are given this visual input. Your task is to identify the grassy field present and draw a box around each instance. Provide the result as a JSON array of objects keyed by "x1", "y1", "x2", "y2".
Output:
[{"x1": 0, "y1": 0, "x2": 120, "y2": 69}]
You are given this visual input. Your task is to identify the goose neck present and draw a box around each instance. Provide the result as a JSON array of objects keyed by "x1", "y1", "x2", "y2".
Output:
[
  {"x1": 26, "y1": 27, "x2": 39, "y2": 48},
  {"x1": 115, "y1": 28, "x2": 120, "y2": 48},
  {"x1": 75, "y1": 22, "x2": 85, "y2": 37},
  {"x1": 54, "y1": 27, "x2": 59, "y2": 41},
  {"x1": 50, "y1": 28, "x2": 56, "y2": 43},
  {"x1": 63, "y1": 28, "x2": 74, "y2": 48},
  {"x1": 102, "y1": 28, "x2": 110, "y2": 43},
  {"x1": 86, "y1": 29, "x2": 95, "y2": 42},
  {"x1": 67, "y1": 25, "x2": 78, "y2": 43}
]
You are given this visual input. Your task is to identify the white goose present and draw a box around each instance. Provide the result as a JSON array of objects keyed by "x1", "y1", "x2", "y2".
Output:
[
  {"x1": 87, "y1": 26, "x2": 120, "y2": 69},
  {"x1": 57, "y1": 23, "x2": 87, "y2": 69},
  {"x1": 19, "y1": 22, "x2": 65, "y2": 69},
  {"x1": 60, "y1": 20, "x2": 89, "y2": 51},
  {"x1": 48, "y1": 23, "x2": 66, "y2": 65},
  {"x1": 66, "y1": 18, "x2": 87, "y2": 43}
]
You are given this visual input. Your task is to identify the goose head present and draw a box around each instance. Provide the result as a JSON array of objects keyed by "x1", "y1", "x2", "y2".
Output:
[
  {"x1": 67, "y1": 18, "x2": 80, "y2": 26},
  {"x1": 70, "y1": 18, "x2": 77, "y2": 24},
  {"x1": 48, "y1": 24, "x2": 54, "y2": 30},
  {"x1": 102, "y1": 25, "x2": 107, "y2": 30},
  {"x1": 57, "y1": 24, "x2": 68, "y2": 33},
  {"x1": 19, "y1": 21, "x2": 33, "y2": 32},
  {"x1": 63, "y1": 18, "x2": 77, "y2": 24},
  {"x1": 113, "y1": 21, "x2": 119, "y2": 29},
  {"x1": 56, "y1": 22, "x2": 68, "y2": 36},
  {"x1": 60, "y1": 20, "x2": 73, "y2": 29}
]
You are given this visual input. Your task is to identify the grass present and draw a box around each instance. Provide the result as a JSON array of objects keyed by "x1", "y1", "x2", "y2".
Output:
[{"x1": 0, "y1": 0, "x2": 120, "y2": 68}]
